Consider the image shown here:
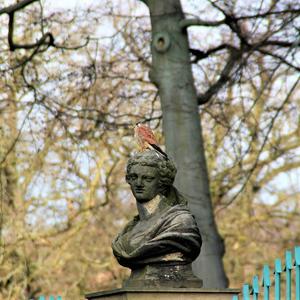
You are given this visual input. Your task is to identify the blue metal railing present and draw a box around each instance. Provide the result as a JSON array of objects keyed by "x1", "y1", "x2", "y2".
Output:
[{"x1": 233, "y1": 246, "x2": 300, "y2": 300}]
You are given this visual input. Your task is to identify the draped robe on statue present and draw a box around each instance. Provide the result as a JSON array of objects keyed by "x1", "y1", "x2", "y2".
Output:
[{"x1": 112, "y1": 203, "x2": 202, "y2": 269}]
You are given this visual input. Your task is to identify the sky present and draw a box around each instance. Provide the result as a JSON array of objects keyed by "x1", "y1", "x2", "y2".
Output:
[
  {"x1": 45, "y1": 0, "x2": 96, "y2": 10},
  {"x1": 43, "y1": 0, "x2": 209, "y2": 15}
]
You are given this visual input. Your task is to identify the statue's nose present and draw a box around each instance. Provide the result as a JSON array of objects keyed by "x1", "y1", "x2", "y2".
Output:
[{"x1": 136, "y1": 177, "x2": 143, "y2": 186}]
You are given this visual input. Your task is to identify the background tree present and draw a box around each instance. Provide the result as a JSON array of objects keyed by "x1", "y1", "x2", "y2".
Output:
[{"x1": 136, "y1": 0, "x2": 300, "y2": 287}]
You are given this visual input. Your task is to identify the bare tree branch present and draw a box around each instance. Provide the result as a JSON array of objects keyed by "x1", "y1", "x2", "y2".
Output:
[
  {"x1": 191, "y1": 2, "x2": 300, "y2": 106},
  {"x1": 262, "y1": 40, "x2": 300, "y2": 48},
  {"x1": 2, "y1": 0, "x2": 55, "y2": 52},
  {"x1": 197, "y1": 49, "x2": 241, "y2": 105},
  {"x1": 0, "y1": 103, "x2": 35, "y2": 166},
  {"x1": 236, "y1": 7, "x2": 300, "y2": 20},
  {"x1": 54, "y1": 37, "x2": 90, "y2": 50},
  {"x1": 179, "y1": 18, "x2": 225, "y2": 29},
  {"x1": 217, "y1": 75, "x2": 300, "y2": 212},
  {"x1": 0, "y1": 0, "x2": 38, "y2": 15},
  {"x1": 8, "y1": 12, "x2": 54, "y2": 51},
  {"x1": 257, "y1": 48, "x2": 300, "y2": 72},
  {"x1": 3, "y1": 0, "x2": 89, "y2": 54},
  {"x1": 190, "y1": 44, "x2": 238, "y2": 63}
]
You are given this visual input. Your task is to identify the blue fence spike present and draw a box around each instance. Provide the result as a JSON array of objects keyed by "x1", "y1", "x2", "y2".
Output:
[
  {"x1": 252, "y1": 275, "x2": 259, "y2": 300},
  {"x1": 238, "y1": 247, "x2": 300, "y2": 300},
  {"x1": 274, "y1": 258, "x2": 282, "y2": 300},
  {"x1": 295, "y1": 246, "x2": 300, "y2": 300},
  {"x1": 57, "y1": 297, "x2": 62, "y2": 300},
  {"x1": 262, "y1": 264, "x2": 271, "y2": 300},
  {"x1": 262, "y1": 264, "x2": 271, "y2": 287},
  {"x1": 285, "y1": 250, "x2": 293, "y2": 300},
  {"x1": 38, "y1": 297, "x2": 45, "y2": 300},
  {"x1": 232, "y1": 295, "x2": 239, "y2": 300},
  {"x1": 296, "y1": 246, "x2": 300, "y2": 265},
  {"x1": 285, "y1": 250, "x2": 293, "y2": 270},
  {"x1": 274, "y1": 258, "x2": 282, "y2": 273},
  {"x1": 243, "y1": 284, "x2": 250, "y2": 300}
]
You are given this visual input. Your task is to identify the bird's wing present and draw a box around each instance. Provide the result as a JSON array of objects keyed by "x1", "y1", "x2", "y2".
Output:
[{"x1": 138, "y1": 126, "x2": 158, "y2": 145}]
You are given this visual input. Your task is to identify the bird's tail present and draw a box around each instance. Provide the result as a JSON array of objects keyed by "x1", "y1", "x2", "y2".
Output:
[{"x1": 150, "y1": 143, "x2": 169, "y2": 160}]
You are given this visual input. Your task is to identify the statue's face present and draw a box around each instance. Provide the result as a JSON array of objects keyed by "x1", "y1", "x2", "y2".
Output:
[{"x1": 127, "y1": 165, "x2": 160, "y2": 203}]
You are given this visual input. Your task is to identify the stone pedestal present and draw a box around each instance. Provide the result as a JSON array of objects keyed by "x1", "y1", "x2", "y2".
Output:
[
  {"x1": 123, "y1": 263, "x2": 203, "y2": 288},
  {"x1": 85, "y1": 288, "x2": 240, "y2": 300}
]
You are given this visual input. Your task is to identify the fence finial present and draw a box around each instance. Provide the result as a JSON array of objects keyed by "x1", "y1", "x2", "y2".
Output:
[
  {"x1": 274, "y1": 258, "x2": 282, "y2": 300},
  {"x1": 262, "y1": 264, "x2": 271, "y2": 300},
  {"x1": 242, "y1": 284, "x2": 250, "y2": 300},
  {"x1": 252, "y1": 275, "x2": 259, "y2": 300},
  {"x1": 295, "y1": 247, "x2": 300, "y2": 300},
  {"x1": 239, "y1": 247, "x2": 300, "y2": 300},
  {"x1": 285, "y1": 250, "x2": 292, "y2": 300}
]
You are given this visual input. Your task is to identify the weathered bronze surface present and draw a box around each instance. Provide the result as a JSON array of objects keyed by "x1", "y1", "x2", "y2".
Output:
[{"x1": 112, "y1": 150, "x2": 202, "y2": 288}]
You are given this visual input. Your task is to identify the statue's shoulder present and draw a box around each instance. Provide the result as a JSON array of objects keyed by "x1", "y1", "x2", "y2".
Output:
[
  {"x1": 114, "y1": 215, "x2": 139, "y2": 239},
  {"x1": 167, "y1": 204, "x2": 198, "y2": 226},
  {"x1": 164, "y1": 186, "x2": 188, "y2": 206},
  {"x1": 124, "y1": 215, "x2": 139, "y2": 231}
]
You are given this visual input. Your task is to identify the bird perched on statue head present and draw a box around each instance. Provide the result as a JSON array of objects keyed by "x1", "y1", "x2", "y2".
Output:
[{"x1": 134, "y1": 122, "x2": 168, "y2": 160}]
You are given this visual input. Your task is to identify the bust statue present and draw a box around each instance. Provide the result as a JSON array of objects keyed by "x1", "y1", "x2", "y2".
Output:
[{"x1": 112, "y1": 150, "x2": 202, "y2": 288}]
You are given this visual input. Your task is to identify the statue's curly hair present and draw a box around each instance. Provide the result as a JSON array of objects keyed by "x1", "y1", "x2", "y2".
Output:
[{"x1": 126, "y1": 150, "x2": 177, "y2": 195}]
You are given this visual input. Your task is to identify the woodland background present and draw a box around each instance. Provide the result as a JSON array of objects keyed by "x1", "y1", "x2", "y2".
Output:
[{"x1": 0, "y1": 0, "x2": 300, "y2": 299}]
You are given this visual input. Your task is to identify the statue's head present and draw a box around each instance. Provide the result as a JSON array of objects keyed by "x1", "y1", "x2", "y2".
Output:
[{"x1": 126, "y1": 150, "x2": 177, "y2": 203}]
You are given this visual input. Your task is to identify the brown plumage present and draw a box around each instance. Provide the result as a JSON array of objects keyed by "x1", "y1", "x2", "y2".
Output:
[{"x1": 134, "y1": 123, "x2": 168, "y2": 160}]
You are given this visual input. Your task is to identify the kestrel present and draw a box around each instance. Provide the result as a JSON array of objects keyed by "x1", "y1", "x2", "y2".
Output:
[{"x1": 134, "y1": 123, "x2": 168, "y2": 160}]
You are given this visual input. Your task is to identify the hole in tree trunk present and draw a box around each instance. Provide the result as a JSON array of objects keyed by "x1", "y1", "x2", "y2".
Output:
[{"x1": 153, "y1": 32, "x2": 171, "y2": 53}]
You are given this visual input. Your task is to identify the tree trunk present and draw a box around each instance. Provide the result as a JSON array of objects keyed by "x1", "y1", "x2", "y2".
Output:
[{"x1": 141, "y1": 0, "x2": 228, "y2": 288}]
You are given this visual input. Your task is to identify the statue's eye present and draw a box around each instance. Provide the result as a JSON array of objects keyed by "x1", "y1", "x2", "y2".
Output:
[
  {"x1": 128, "y1": 174, "x2": 137, "y2": 181},
  {"x1": 143, "y1": 176, "x2": 154, "y2": 182}
]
